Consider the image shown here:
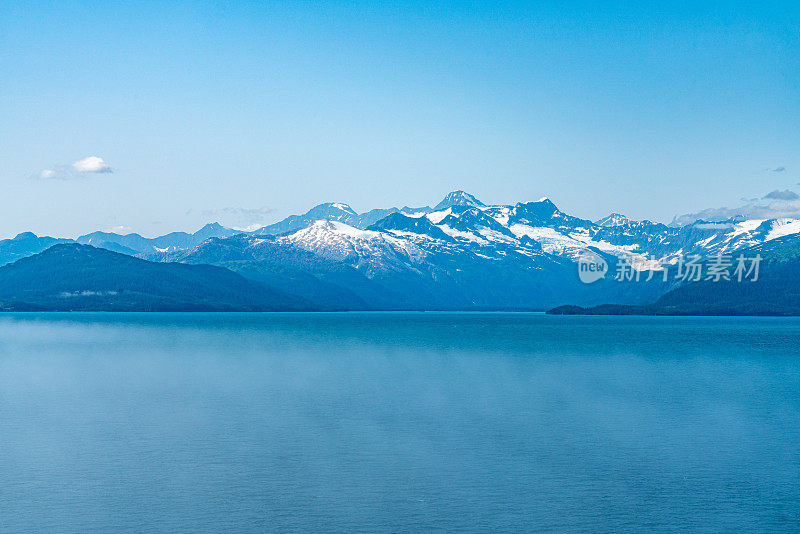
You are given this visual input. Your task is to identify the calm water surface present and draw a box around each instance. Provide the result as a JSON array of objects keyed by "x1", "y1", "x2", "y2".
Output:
[{"x1": 0, "y1": 313, "x2": 798, "y2": 532}]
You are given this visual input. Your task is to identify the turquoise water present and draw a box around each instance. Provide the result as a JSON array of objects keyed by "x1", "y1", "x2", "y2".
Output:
[{"x1": 0, "y1": 313, "x2": 798, "y2": 532}]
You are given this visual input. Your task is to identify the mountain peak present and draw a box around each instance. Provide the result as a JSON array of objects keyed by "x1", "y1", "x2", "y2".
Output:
[
  {"x1": 303, "y1": 202, "x2": 358, "y2": 218},
  {"x1": 193, "y1": 222, "x2": 235, "y2": 240},
  {"x1": 13, "y1": 232, "x2": 38, "y2": 240},
  {"x1": 596, "y1": 213, "x2": 630, "y2": 227},
  {"x1": 533, "y1": 197, "x2": 558, "y2": 208},
  {"x1": 318, "y1": 202, "x2": 357, "y2": 215},
  {"x1": 433, "y1": 191, "x2": 485, "y2": 211},
  {"x1": 194, "y1": 222, "x2": 224, "y2": 235}
]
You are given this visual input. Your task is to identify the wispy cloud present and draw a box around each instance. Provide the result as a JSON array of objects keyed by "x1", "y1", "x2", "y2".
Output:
[
  {"x1": 38, "y1": 156, "x2": 113, "y2": 179},
  {"x1": 770, "y1": 166, "x2": 786, "y2": 173},
  {"x1": 763, "y1": 189, "x2": 799, "y2": 201},
  {"x1": 187, "y1": 206, "x2": 275, "y2": 230},
  {"x1": 673, "y1": 189, "x2": 800, "y2": 225}
]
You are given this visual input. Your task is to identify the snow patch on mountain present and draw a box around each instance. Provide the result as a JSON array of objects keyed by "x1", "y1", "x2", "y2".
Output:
[
  {"x1": 426, "y1": 209, "x2": 452, "y2": 224},
  {"x1": 437, "y1": 224, "x2": 488, "y2": 244},
  {"x1": 729, "y1": 219, "x2": 765, "y2": 237},
  {"x1": 766, "y1": 219, "x2": 800, "y2": 241},
  {"x1": 596, "y1": 213, "x2": 630, "y2": 227},
  {"x1": 282, "y1": 220, "x2": 426, "y2": 276},
  {"x1": 330, "y1": 202, "x2": 356, "y2": 213},
  {"x1": 483, "y1": 206, "x2": 512, "y2": 226},
  {"x1": 509, "y1": 225, "x2": 585, "y2": 256}
]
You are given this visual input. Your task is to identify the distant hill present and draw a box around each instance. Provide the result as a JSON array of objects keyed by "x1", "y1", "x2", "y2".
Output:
[
  {"x1": 0, "y1": 232, "x2": 73, "y2": 266},
  {"x1": 76, "y1": 222, "x2": 237, "y2": 254},
  {"x1": 0, "y1": 244, "x2": 315, "y2": 311}
]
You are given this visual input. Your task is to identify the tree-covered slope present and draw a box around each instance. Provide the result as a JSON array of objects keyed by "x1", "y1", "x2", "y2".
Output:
[{"x1": 0, "y1": 244, "x2": 314, "y2": 311}]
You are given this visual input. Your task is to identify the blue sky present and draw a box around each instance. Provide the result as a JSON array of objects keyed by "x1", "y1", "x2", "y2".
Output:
[{"x1": 1, "y1": 1, "x2": 798, "y2": 237}]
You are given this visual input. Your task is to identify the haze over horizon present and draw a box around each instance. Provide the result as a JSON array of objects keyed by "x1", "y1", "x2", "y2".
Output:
[{"x1": 2, "y1": 1, "x2": 798, "y2": 238}]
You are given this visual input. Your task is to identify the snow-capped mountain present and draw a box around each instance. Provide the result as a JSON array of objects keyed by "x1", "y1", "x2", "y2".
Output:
[
  {"x1": 207, "y1": 190, "x2": 800, "y2": 308},
  {"x1": 283, "y1": 220, "x2": 427, "y2": 277},
  {"x1": 253, "y1": 202, "x2": 361, "y2": 235},
  {"x1": 7, "y1": 191, "x2": 800, "y2": 269},
  {"x1": 433, "y1": 190, "x2": 485, "y2": 211},
  {"x1": 248, "y1": 190, "x2": 490, "y2": 238},
  {"x1": 5, "y1": 190, "x2": 800, "y2": 310},
  {"x1": 595, "y1": 213, "x2": 630, "y2": 227},
  {"x1": 149, "y1": 194, "x2": 681, "y2": 309}
]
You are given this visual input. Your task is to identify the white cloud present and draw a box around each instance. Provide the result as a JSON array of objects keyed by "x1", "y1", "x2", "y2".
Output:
[
  {"x1": 673, "y1": 190, "x2": 800, "y2": 225},
  {"x1": 187, "y1": 206, "x2": 275, "y2": 230},
  {"x1": 72, "y1": 156, "x2": 112, "y2": 173},
  {"x1": 36, "y1": 156, "x2": 113, "y2": 180}
]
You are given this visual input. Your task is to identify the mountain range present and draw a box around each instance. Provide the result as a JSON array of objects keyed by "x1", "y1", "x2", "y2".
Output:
[{"x1": 2, "y1": 191, "x2": 800, "y2": 312}]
